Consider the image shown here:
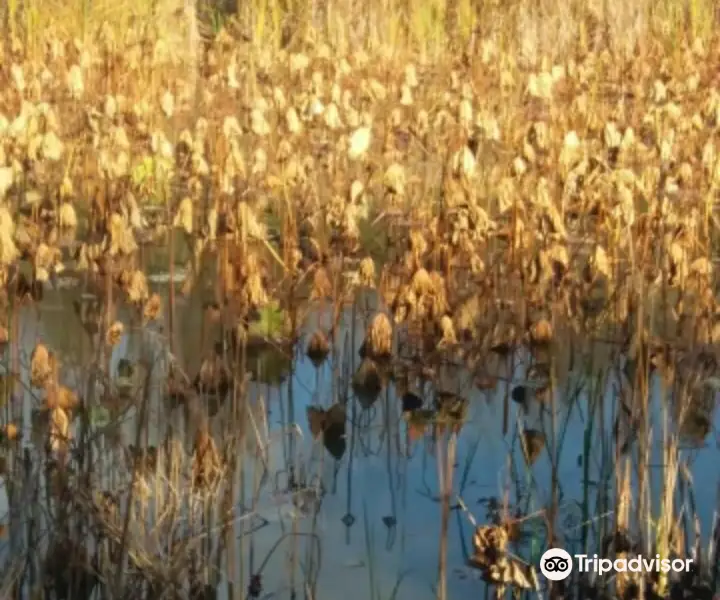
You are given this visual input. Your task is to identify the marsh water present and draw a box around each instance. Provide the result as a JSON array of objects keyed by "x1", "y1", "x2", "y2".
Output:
[{"x1": 2, "y1": 274, "x2": 720, "y2": 600}]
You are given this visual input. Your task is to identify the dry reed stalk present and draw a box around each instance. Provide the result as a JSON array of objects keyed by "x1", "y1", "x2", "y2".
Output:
[
  {"x1": 655, "y1": 430, "x2": 679, "y2": 597},
  {"x1": 616, "y1": 457, "x2": 632, "y2": 597},
  {"x1": 113, "y1": 365, "x2": 153, "y2": 593},
  {"x1": 436, "y1": 431, "x2": 457, "y2": 600}
]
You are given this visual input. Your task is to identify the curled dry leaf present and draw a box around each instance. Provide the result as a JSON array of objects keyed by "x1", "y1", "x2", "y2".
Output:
[
  {"x1": 589, "y1": 245, "x2": 611, "y2": 280},
  {"x1": 192, "y1": 426, "x2": 222, "y2": 490},
  {"x1": 49, "y1": 406, "x2": 70, "y2": 460},
  {"x1": 350, "y1": 180, "x2": 364, "y2": 203},
  {"x1": 120, "y1": 270, "x2": 149, "y2": 304},
  {"x1": 363, "y1": 313, "x2": 393, "y2": 359},
  {"x1": 690, "y1": 257, "x2": 712, "y2": 278},
  {"x1": 521, "y1": 429, "x2": 546, "y2": 465},
  {"x1": 358, "y1": 257, "x2": 376, "y2": 287},
  {"x1": 160, "y1": 89, "x2": 174, "y2": 118},
  {"x1": 470, "y1": 525, "x2": 537, "y2": 590},
  {"x1": 1, "y1": 422, "x2": 19, "y2": 444},
  {"x1": 306, "y1": 330, "x2": 330, "y2": 367},
  {"x1": 384, "y1": 163, "x2": 406, "y2": 195},
  {"x1": 527, "y1": 71, "x2": 554, "y2": 100},
  {"x1": 250, "y1": 109, "x2": 270, "y2": 136},
  {"x1": 143, "y1": 293, "x2": 162, "y2": 322},
  {"x1": 410, "y1": 268, "x2": 434, "y2": 296},
  {"x1": 173, "y1": 197, "x2": 193, "y2": 235},
  {"x1": 45, "y1": 384, "x2": 80, "y2": 413},
  {"x1": 438, "y1": 315, "x2": 457, "y2": 348},
  {"x1": 34, "y1": 244, "x2": 62, "y2": 283},
  {"x1": 30, "y1": 343, "x2": 54, "y2": 388},
  {"x1": 0, "y1": 207, "x2": 19, "y2": 266},
  {"x1": 59, "y1": 202, "x2": 77, "y2": 228},
  {"x1": 352, "y1": 358, "x2": 385, "y2": 408},
  {"x1": 108, "y1": 213, "x2": 138, "y2": 256},
  {"x1": 41, "y1": 132, "x2": 64, "y2": 161},
  {"x1": 106, "y1": 321, "x2": 124, "y2": 346},
  {"x1": 67, "y1": 64, "x2": 84, "y2": 99},
  {"x1": 0, "y1": 169, "x2": 13, "y2": 199},
  {"x1": 348, "y1": 126, "x2": 372, "y2": 160},
  {"x1": 529, "y1": 319, "x2": 553, "y2": 346}
]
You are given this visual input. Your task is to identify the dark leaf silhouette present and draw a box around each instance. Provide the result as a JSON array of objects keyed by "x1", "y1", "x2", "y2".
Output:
[
  {"x1": 306, "y1": 330, "x2": 330, "y2": 367},
  {"x1": 323, "y1": 426, "x2": 346, "y2": 460},
  {"x1": 382, "y1": 515, "x2": 396, "y2": 528},
  {"x1": 352, "y1": 358, "x2": 385, "y2": 409},
  {"x1": 306, "y1": 403, "x2": 347, "y2": 460},
  {"x1": 401, "y1": 391, "x2": 423, "y2": 413},
  {"x1": 511, "y1": 385, "x2": 528, "y2": 405}
]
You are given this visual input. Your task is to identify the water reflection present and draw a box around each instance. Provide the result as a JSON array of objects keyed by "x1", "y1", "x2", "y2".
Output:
[{"x1": 3, "y1": 282, "x2": 719, "y2": 600}]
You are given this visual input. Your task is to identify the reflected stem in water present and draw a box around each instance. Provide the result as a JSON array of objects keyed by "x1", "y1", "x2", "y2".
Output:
[{"x1": 436, "y1": 431, "x2": 457, "y2": 600}]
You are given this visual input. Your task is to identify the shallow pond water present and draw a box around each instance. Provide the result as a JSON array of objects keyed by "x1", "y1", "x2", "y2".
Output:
[{"x1": 1, "y1": 280, "x2": 718, "y2": 600}]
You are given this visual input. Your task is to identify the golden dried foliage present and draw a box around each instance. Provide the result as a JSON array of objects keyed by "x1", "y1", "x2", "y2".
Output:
[
  {"x1": 1, "y1": 422, "x2": 20, "y2": 444},
  {"x1": 30, "y1": 343, "x2": 55, "y2": 388},
  {"x1": 358, "y1": 257, "x2": 376, "y2": 287},
  {"x1": 192, "y1": 426, "x2": 222, "y2": 490},
  {"x1": 105, "y1": 321, "x2": 124, "y2": 346},
  {"x1": 45, "y1": 384, "x2": 80, "y2": 413},
  {"x1": 470, "y1": 526, "x2": 537, "y2": 590},
  {"x1": 364, "y1": 313, "x2": 393, "y2": 358},
  {"x1": 142, "y1": 293, "x2": 162, "y2": 322}
]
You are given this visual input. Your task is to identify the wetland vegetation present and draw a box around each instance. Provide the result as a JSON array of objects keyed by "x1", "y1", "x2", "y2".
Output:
[{"x1": 1, "y1": 0, "x2": 720, "y2": 598}]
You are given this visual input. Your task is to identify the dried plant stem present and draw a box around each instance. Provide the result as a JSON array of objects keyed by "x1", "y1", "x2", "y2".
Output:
[
  {"x1": 113, "y1": 367, "x2": 153, "y2": 593},
  {"x1": 436, "y1": 431, "x2": 457, "y2": 600}
]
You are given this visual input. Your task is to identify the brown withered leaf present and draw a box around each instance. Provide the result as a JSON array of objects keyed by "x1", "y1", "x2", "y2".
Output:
[
  {"x1": 0, "y1": 422, "x2": 20, "y2": 444},
  {"x1": 45, "y1": 384, "x2": 80, "y2": 413},
  {"x1": 529, "y1": 318, "x2": 553, "y2": 346},
  {"x1": 13, "y1": 273, "x2": 43, "y2": 304},
  {"x1": 0, "y1": 372, "x2": 18, "y2": 407},
  {"x1": 142, "y1": 293, "x2": 162, "y2": 322},
  {"x1": 49, "y1": 407, "x2": 70, "y2": 456},
  {"x1": 106, "y1": 321, "x2": 124, "y2": 346},
  {"x1": 521, "y1": 429, "x2": 546, "y2": 465},
  {"x1": 469, "y1": 525, "x2": 537, "y2": 590},
  {"x1": 30, "y1": 343, "x2": 55, "y2": 388},
  {"x1": 192, "y1": 426, "x2": 222, "y2": 490},
  {"x1": 306, "y1": 330, "x2": 330, "y2": 367}
]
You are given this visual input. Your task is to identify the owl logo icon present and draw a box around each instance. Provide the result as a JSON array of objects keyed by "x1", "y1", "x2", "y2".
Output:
[{"x1": 540, "y1": 548, "x2": 573, "y2": 581}]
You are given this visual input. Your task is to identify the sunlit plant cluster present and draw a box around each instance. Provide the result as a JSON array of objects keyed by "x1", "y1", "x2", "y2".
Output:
[{"x1": 0, "y1": 0, "x2": 718, "y2": 598}]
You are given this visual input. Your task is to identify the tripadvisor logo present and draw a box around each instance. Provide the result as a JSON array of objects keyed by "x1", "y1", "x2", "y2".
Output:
[
  {"x1": 540, "y1": 548, "x2": 693, "y2": 581},
  {"x1": 540, "y1": 549, "x2": 573, "y2": 581}
]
